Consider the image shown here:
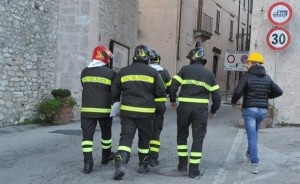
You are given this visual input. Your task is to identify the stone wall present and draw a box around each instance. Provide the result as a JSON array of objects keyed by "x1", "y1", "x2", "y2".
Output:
[
  {"x1": 0, "y1": 0, "x2": 138, "y2": 126},
  {"x1": 0, "y1": 0, "x2": 58, "y2": 126},
  {"x1": 56, "y1": 0, "x2": 138, "y2": 120}
]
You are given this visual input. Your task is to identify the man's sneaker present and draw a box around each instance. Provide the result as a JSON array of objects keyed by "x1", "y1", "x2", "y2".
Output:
[
  {"x1": 248, "y1": 164, "x2": 259, "y2": 174},
  {"x1": 243, "y1": 152, "x2": 250, "y2": 163}
]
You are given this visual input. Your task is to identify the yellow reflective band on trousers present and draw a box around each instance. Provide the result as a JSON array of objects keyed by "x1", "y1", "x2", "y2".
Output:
[
  {"x1": 150, "y1": 147, "x2": 159, "y2": 152},
  {"x1": 102, "y1": 145, "x2": 112, "y2": 149},
  {"x1": 81, "y1": 76, "x2": 111, "y2": 85},
  {"x1": 155, "y1": 97, "x2": 167, "y2": 102},
  {"x1": 82, "y1": 141, "x2": 93, "y2": 153},
  {"x1": 182, "y1": 80, "x2": 220, "y2": 91},
  {"x1": 101, "y1": 139, "x2": 112, "y2": 149},
  {"x1": 81, "y1": 107, "x2": 111, "y2": 113},
  {"x1": 178, "y1": 152, "x2": 189, "y2": 156},
  {"x1": 118, "y1": 145, "x2": 131, "y2": 153},
  {"x1": 121, "y1": 75, "x2": 154, "y2": 83},
  {"x1": 189, "y1": 158, "x2": 201, "y2": 164},
  {"x1": 190, "y1": 152, "x2": 202, "y2": 157},
  {"x1": 138, "y1": 148, "x2": 149, "y2": 154},
  {"x1": 101, "y1": 139, "x2": 112, "y2": 144},
  {"x1": 178, "y1": 97, "x2": 209, "y2": 103},
  {"x1": 82, "y1": 148, "x2": 93, "y2": 152},
  {"x1": 150, "y1": 140, "x2": 161, "y2": 146},
  {"x1": 82, "y1": 141, "x2": 93, "y2": 146},
  {"x1": 120, "y1": 105, "x2": 155, "y2": 113},
  {"x1": 177, "y1": 144, "x2": 188, "y2": 157},
  {"x1": 173, "y1": 75, "x2": 183, "y2": 84},
  {"x1": 177, "y1": 145, "x2": 188, "y2": 149},
  {"x1": 166, "y1": 79, "x2": 172, "y2": 87}
]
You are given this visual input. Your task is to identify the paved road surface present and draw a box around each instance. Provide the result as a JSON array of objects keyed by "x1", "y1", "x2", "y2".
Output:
[{"x1": 0, "y1": 103, "x2": 299, "y2": 184}]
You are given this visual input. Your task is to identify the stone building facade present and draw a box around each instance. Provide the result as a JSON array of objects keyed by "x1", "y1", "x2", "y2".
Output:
[
  {"x1": 0, "y1": 0, "x2": 138, "y2": 126},
  {"x1": 138, "y1": 0, "x2": 252, "y2": 92},
  {"x1": 251, "y1": 0, "x2": 300, "y2": 124}
]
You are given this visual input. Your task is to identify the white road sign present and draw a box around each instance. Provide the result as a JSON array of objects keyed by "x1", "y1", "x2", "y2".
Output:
[
  {"x1": 224, "y1": 51, "x2": 249, "y2": 71},
  {"x1": 268, "y1": 2, "x2": 293, "y2": 26},
  {"x1": 266, "y1": 27, "x2": 291, "y2": 51}
]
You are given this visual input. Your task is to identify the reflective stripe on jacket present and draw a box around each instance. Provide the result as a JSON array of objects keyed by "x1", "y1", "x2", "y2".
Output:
[
  {"x1": 169, "y1": 62, "x2": 221, "y2": 114},
  {"x1": 81, "y1": 66, "x2": 117, "y2": 118},
  {"x1": 112, "y1": 62, "x2": 166, "y2": 118}
]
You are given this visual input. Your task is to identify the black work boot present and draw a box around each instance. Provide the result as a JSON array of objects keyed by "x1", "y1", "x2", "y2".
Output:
[
  {"x1": 113, "y1": 151, "x2": 128, "y2": 180},
  {"x1": 138, "y1": 155, "x2": 149, "y2": 173},
  {"x1": 149, "y1": 152, "x2": 159, "y2": 167},
  {"x1": 149, "y1": 158, "x2": 159, "y2": 167},
  {"x1": 83, "y1": 159, "x2": 94, "y2": 174},
  {"x1": 177, "y1": 157, "x2": 188, "y2": 171},
  {"x1": 189, "y1": 164, "x2": 200, "y2": 178},
  {"x1": 101, "y1": 149, "x2": 116, "y2": 164}
]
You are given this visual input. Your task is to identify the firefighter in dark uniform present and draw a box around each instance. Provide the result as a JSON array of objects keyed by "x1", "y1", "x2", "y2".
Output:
[
  {"x1": 148, "y1": 49, "x2": 172, "y2": 166},
  {"x1": 169, "y1": 47, "x2": 221, "y2": 178},
  {"x1": 80, "y1": 46, "x2": 116, "y2": 174},
  {"x1": 112, "y1": 45, "x2": 166, "y2": 180}
]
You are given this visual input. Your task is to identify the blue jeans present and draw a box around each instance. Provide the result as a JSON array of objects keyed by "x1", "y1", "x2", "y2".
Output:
[{"x1": 243, "y1": 107, "x2": 267, "y2": 165}]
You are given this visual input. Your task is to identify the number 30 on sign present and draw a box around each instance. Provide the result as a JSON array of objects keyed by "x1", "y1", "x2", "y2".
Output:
[{"x1": 266, "y1": 27, "x2": 291, "y2": 51}]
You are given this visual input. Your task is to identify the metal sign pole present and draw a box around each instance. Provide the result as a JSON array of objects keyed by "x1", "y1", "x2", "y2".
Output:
[{"x1": 271, "y1": 51, "x2": 279, "y2": 127}]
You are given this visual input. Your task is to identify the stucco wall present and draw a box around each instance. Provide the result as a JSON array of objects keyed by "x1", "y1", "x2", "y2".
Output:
[
  {"x1": 251, "y1": 0, "x2": 300, "y2": 124},
  {"x1": 138, "y1": 0, "x2": 252, "y2": 92},
  {"x1": 202, "y1": 0, "x2": 252, "y2": 91},
  {"x1": 137, "y1": 0, "x2": 179, "y2": 77}
]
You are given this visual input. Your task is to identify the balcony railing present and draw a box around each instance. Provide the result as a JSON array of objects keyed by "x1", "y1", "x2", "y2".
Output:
[{"x1": 194, "y1": 13, "x2": 213, "y2": 41}]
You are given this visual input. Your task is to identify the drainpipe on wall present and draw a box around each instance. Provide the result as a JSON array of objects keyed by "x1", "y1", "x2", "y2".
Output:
[
  {"x1": 237, "y1": 0, "x2": 241, "y2": 51},
  {"x1": 246, "y1": 0, "x2": 250, "y2": 50},
  {"x1": 176, "y1": 0, "x2": 183, "y2": 72},
  {"x1": 234, "y1": 0, "x2": 241, "y2": 87}
]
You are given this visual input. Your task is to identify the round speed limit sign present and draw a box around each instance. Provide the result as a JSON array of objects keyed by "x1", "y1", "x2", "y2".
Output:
[{"x1": 266, "y1": 27, "x2": 291, "y2": 51}]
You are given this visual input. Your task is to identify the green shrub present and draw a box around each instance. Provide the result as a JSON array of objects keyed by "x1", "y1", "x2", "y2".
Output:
[
  {"x1": 38, "y1": 98, "x2": 60, "y2": 124},
  {"x1": 38, "y1": 88, "x2": 77, "y2": 125},
  {"x1": 51, "y1": 88, "x2": 71, "y2": 99},
  {"x1": 60, "y1": 97, "x2": 77, "y2": 107}
]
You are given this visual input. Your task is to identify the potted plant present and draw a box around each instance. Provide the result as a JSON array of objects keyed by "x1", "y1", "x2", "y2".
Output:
[{"x1": 38, "y1": 88, "x2": 76, "y2": 125}]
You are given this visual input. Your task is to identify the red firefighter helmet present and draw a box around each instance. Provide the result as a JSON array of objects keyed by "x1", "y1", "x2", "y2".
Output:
[{"x1": 92, "y1": 46, "x2": 113, "y2": 64}]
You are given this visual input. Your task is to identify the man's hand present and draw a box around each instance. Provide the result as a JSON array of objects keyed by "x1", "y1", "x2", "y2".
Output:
[
  {"x1": 208, "y1": 112, "x2": 216, "y2": 118},
  {"x1": 170, "y1": 102, "x2": 177, "y2": 110}
]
